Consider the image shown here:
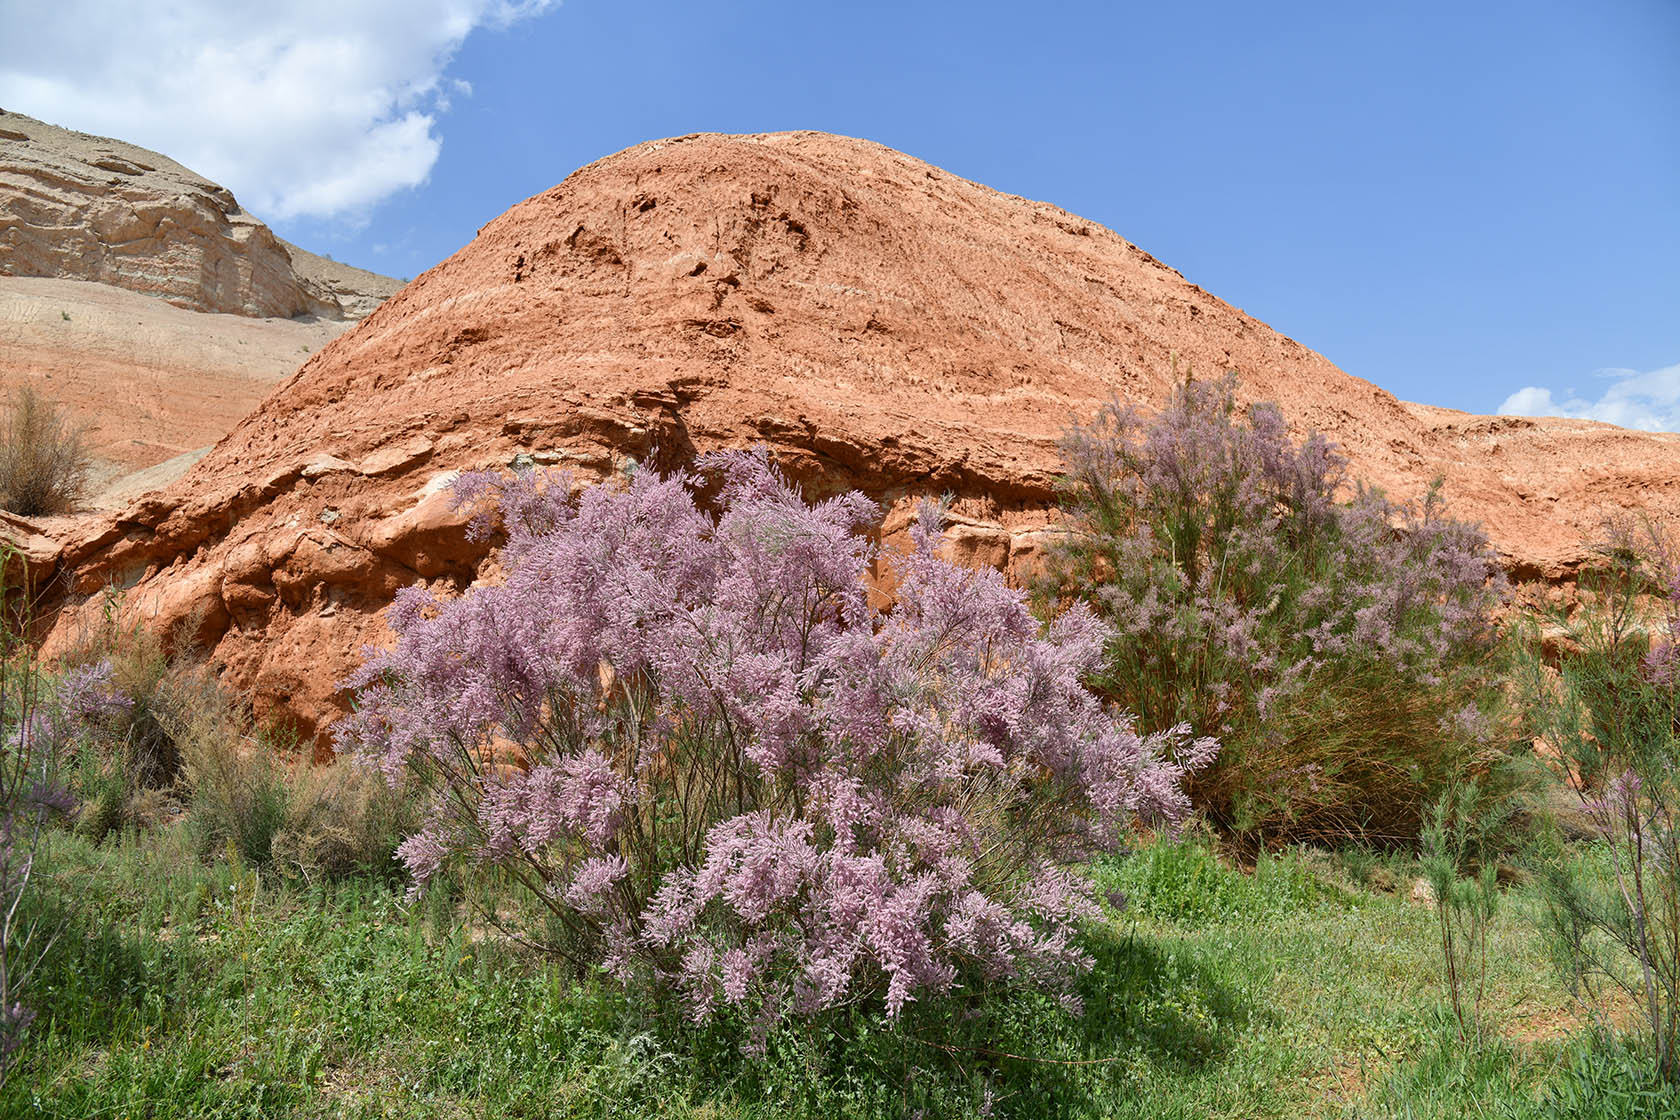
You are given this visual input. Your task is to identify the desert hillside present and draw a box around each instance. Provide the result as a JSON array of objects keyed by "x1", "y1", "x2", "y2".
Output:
[
  {"x1": 13, "y1": 130, "x2": 1680, "y2": 738},
  {"x1": 0, "y1": 276, "x2": 345, "y2": 481},
  {"x1": 0, "y1": 108, "x2": 402, "y2": 502}
]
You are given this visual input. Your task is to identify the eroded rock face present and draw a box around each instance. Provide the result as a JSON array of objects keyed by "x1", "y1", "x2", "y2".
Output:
[
  {"x1": 23, "y1": 131, "x2": 1680, "y2": 741},
  {"x1": 0, "y1": 108, "x2": 397, "y2": 320}
]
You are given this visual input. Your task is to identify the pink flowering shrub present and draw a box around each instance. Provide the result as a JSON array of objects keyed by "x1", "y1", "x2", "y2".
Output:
[
  {"x1": 340, "y1": 451, "x2": 1213, "y2": 1025},
  {"x1": 1047, "y1": 375, "x2": 1507, "y2": 844},
  {"x1": 1646, "y1": 540, "x2": 1680, "y2": 689}
]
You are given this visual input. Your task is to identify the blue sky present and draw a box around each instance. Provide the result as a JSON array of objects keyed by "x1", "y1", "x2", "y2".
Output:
[{"x1": 1, "y1": 0, "x2": 1675, "y2": 426}]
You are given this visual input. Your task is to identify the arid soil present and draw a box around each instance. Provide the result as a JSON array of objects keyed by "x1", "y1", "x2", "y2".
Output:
[
  {"x1": 0, "y1": 275, "x2": 352, "y2": 490},
  {"x1": 12, "y1": 131, "x2": 1680, "y2": 741}
]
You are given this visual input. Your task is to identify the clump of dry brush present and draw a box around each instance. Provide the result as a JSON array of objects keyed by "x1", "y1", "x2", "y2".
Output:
[{"x1": 0, "y1": 386, "x2": 90, "y2": 518}]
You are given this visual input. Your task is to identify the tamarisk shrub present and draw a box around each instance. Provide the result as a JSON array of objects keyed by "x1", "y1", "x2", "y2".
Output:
[
  {"x1": 340, "y1": 451, "x2": 1213, "y2": 1028},
  {"x1": 1524, "y1": 524, "x2": 1680, "y2": 1085},
  {"x1": 1047, "y1": 375, "x2": 1507, "y2": 845}
]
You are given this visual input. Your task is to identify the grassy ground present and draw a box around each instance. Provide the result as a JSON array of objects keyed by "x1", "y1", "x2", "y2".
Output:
[{"x1": 0, "y1": 827, "x2": 1662, "y2": 1119}]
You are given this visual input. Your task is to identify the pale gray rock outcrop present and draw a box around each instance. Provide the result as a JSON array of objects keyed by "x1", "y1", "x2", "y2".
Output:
[{"x1": 0, "y1": 108, "x2": 398, "y2": 320}]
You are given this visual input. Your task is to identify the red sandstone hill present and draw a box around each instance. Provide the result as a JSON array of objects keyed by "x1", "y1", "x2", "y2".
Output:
[{"x1": 17, "y1": 131, "x2": 1680, "y2": 741}]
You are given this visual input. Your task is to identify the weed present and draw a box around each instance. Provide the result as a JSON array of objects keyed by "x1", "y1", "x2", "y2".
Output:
[
  {"x1": 0, "y1": 386, "x2": 91, "y2": 517},
  {"x1": 1540, "y1": 1029, "x2": 1680, "y2": 1119},
  {"x1": 0, "y1": 546, "x2": 71, "y2": 1086},
  {"x1": 1421, "y1": 781, "x2": 1514, "y2": 1042}
]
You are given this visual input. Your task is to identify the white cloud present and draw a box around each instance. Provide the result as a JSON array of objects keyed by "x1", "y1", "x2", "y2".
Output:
[
  {"x1": 0, "y1": 0, "x2": 557, "y2": 221},
  {"x1": 1497, "y1": 363, "x2": 1680, "y2": 433}
]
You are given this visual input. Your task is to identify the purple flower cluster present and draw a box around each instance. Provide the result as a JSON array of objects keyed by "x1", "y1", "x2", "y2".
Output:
[
  {"x1": 54, "y1": 660, "x2": 133, "y2": 727},
  {"x1": 341, "y1": 450, "x2": 1211, "y2": 1022},
  {"x1": 1644, "y1": 547, "x2": 1680, "y2": 688},
  {"x1": 1052, "y1": 376, "x2": 1504, "y2": 837}
]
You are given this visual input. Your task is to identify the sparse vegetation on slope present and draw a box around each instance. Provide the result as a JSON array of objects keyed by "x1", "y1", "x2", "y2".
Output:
[{"x1": 0, "y1": 386, "x2": 91, "y2": 517}]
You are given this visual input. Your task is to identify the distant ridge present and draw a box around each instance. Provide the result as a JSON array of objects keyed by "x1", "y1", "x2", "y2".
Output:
[
  {"x1": 0, "y1": 107, "x2": 398, "y2": 320},
  {"x1": 0, "y1": 109, "x2": 406, "y2": 493}
]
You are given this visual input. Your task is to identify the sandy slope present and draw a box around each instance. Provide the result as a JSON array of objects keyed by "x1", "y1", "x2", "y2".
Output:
[{"x1": 0, "y1": 275, "x2": 355, "y2": 500}]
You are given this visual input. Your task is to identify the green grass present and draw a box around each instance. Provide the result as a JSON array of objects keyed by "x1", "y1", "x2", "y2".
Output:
[{"x1": 0, "y1": 827, "x2": 1659, "y2": 1119}]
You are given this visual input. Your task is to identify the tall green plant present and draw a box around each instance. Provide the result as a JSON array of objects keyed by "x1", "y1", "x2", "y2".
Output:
[
  {"x1": 0, "y1": 544, "x2": 71, "y2": 1084},
  {"x1": 1523, "y1": 522, "x2": 1680, "y2": 1085},
  {"x1": 1046, "y1": 374, "x2": 1509, "y2": 844},
  {"x1": 1420, "y1": 781, "x2": 1510, "y2": 1042}
]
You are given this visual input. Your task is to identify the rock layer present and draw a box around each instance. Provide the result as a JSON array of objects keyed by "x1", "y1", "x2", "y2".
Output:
[
  {"x1": 20, "y1": 131, "x2": 1680, "y2": 741},
  {"x1": 0, "y1": 108, "x2": 398, "y2": 320}
]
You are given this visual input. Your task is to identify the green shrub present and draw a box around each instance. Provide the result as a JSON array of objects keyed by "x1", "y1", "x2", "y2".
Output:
[
  {"x1": 165, "y1": 677, "x2": 412, "y2": 879},
  {"x1": 51, "y1": 615, "x2": 412, "y2": 877},
  {"x1": 1045, "y1": 374, "x2": 1511, "y2": 845},
  {"x1": 154, "y1": 668, "x2": 289, "y2": 867},
  {"x1": 1522, "y1": 521, "x2": 1680, "y2": 1085},
  {"x1": 1421, "y1": 780, "x2": 1514, "y2": 1042},
  {"x1": 269, "y1": 756, "x2": 415, "y2": 882},
  {"x1": 1095, "y1": 834, "x2": 1328, "y2": 924},
  {"x1": 51, "y1": 619, "x2": 185, "y2": 839},
  {"x1": 0, "y1": 385, "x2": 91, "y2": 517}
]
